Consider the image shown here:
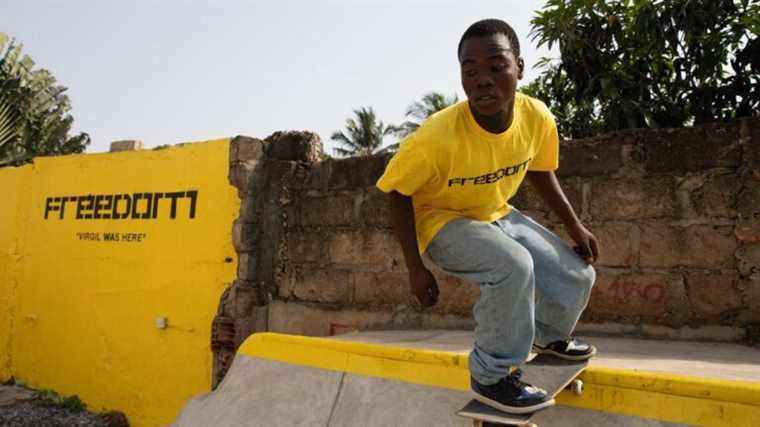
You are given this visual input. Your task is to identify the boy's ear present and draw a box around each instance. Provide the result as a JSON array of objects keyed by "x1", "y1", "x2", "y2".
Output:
[{"x1": 517, "y1": 57, "x2": 525, "y2": 80}]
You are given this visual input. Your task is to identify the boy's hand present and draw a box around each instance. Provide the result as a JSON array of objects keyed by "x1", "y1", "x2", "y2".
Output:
[
  {"x1": 409, "y1": 266, "x2": 439, "y2": 308},
  {"x1": 567, "y1": 222, "x2": 600, "y2": 264}
]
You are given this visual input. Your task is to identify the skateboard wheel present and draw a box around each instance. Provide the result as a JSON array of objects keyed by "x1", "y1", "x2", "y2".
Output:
[{"x1": 571, "y1": 379, "x2": 583, "y2": 395}]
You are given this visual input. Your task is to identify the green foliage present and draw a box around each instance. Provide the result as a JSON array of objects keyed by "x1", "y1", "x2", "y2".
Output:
[
  {"x1": 395, "y1": 92, "x2": 459, "y2": 138},
  {"x1": 0, "y1": 33, "x2": 90, "y2": 166},
  {"x1": 331, "y1": 107, "x2": 397, "y2": 157},
  {"x1": 36, "y1": 389, "x2": 87, "y2": 412},
  {"x1": 525, "y1": 0, "x2": 760, "y2": 139}
]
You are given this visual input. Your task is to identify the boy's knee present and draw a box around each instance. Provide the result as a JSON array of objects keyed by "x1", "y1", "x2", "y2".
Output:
[{"x1": 491, "y1": 247, "x2": 534, "y2": 285}]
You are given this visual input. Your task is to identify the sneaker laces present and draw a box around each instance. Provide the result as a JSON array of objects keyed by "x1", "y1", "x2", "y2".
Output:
[{"x1": 506, "y1": 368, "x2": 528, "y2": 390}]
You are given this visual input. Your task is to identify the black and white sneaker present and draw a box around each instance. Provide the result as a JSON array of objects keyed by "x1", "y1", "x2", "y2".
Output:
[
  {"x1": 533, "y1": 338, "x2": 597, "y2": 361},
  {"x1": 470, "y1": 369, "x2": 555, "y2": 414}
]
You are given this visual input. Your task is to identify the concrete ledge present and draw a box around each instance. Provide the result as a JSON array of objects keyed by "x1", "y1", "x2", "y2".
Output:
[{"x1": 238, "y1": 332, "x2": 760, "y2": 427}]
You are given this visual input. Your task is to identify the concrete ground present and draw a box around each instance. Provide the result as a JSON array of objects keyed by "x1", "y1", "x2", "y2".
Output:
[
  {"x1": 173, "y1": 331, "x2": 760, "y2": 427},
  {"x1": 334, "y1": 330, "x2": 760, "y2": 382}
]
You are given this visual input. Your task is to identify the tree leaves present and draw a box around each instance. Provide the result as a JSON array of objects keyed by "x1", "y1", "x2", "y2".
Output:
[
  {"x1": 0, "y1": 33, "x2": 90, "y2": 167},
  {"x1": 526, "y1": 0, "x2": 759, "y2": 139}
]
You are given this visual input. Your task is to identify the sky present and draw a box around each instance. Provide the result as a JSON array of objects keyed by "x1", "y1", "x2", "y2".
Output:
[{"x1": 1, "y1": 1, "x2": 556, "y2": 155}]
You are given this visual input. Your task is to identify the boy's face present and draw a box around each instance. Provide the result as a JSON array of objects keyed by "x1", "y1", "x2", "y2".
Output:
[{"x1": 459, "y1": 33, "x2": 524, "y2": 118}]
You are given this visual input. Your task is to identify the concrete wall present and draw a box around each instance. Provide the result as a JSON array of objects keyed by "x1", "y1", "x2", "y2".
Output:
[
  {"x1": 0, "y1": 139, "x2": 239, "y2": 426},
  {"x1": 212, "y1": 118, "x2": 760, "y2": 385}
]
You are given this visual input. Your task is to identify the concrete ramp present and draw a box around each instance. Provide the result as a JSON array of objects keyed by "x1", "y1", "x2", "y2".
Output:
[{"x1": 173, "y1": 332, "x2": 760, "y2": 426}]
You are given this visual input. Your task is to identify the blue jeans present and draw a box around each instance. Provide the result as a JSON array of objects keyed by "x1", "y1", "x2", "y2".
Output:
[{"x1": 425, "y1": 209, "x2": 595, "y2": 385}]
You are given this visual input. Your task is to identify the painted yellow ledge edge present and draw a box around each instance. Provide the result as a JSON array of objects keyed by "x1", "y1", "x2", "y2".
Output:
[{"x1": 238, "y1": 333, "x2": 760, "y2": 427}]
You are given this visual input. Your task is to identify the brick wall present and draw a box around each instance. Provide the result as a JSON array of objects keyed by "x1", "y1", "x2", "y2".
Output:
[{"x1": 211, "y1": 118, "x2": 760, "y2": 386}]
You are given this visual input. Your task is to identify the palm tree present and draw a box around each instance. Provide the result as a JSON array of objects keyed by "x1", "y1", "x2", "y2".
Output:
[
  {"x1": 330, "y1": 107, "x2": 397, "y2": 157},
  {"x1": 395, "y1": 92, "x2": 459, "y2": 139},
  {"x1": 0, "y1": 32, "x2": 90, "y2": 167}
]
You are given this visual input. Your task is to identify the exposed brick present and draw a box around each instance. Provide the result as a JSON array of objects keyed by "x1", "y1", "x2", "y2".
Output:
[
  {"x1": 735, "y1": 218, "x2": 760, "y2": 244},
  {"x1": 232, "y1": 219, "x2": 256, "y2": 252},
  {"x1": 328, "y1": 230, "x2": 403, "y2": 270},
  {"x1": 353, "y1": 271, "x2": 410, "y2": 307},
  {"x1": 237, "y1": 252, "x2": 257, "y2": 281},
  {"x1": 686, "y1": 271, "x2": 742, "y2": 320},
  {"x1": 300, "y1": 194, "x2": 355, "y2": 227},
  {"x1": 510, "y1": 181, "x2": 547, "y2": 212},
  {"x1": 640, "y1": 223, "x2": 737, "y2": 268},
  {"x1": 588, "y1": 270, "x2": 669, "y2": 317},
  {"x1": 511, "y1": 178, "x2": 583, "y2": 215},
  {"x1": 589, "y1": 177, "x2": 677, "y2": 220},
  {"x1": 738, "y1": 278, "x2": 760, "y2": 322},
  {"x1": 265, "y1": 131, "x2": 323, "y2": 162},
  {"x1": 737, "y1": 179, "x2": 760, "y2": 217},
  {"x1": 288, "y1": 232, "x2": 326, "y2": 264},
  {"x1": 558, "y1": 139, "x2": 624, "y2": 176},
  {"x1": 267, "y1": 301, "x2": 394, "y2": 336},
  {"x1": 644, "y1": 124, "x2": 741, "y2": 173},
  {"x1": 745, "y1": 117, "x2": 760, "y2": 171},
  {"x1": 591, "y1": 222, "x2": 639, "y2": 267},
  {"x1": 230, "y1": 135, "x2": 265, "y2": 163},
  {"x1": 432, "y1": 275, "x2": 479, "y2": 317},
  {"x1": 360, "y1": 187, "x2": 392, "y2": 228},
  {"x1": 736, "y1": 243, "x2": 760, "y2": 277},
  {"x1": 285, "y1": 269, "x2": 352, "y2": 304},
  {"x1": 691, "y1": 172, "x2": 740, "y2": 218},
  {"x1": 238, "y1": 196, "x2": 257, "y2": 223},
  {"x1": 327, "y1": 154, "x2": 392, "y2": 189},
  {"x1": 228, "y1": 161, "x2": 258, "y2": 191}
]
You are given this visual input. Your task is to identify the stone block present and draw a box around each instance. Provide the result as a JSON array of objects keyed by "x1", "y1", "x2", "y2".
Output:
[
  {"x1": 286, "y1": 269, "x2": 352, "y2": 304},
  {"x1": 237, "y1": 252, "x2": 257, "y2": 281},
  {"x1": 288, "y1": 232, "x2": 327, "y2": 264},
  {"x1": 745, "y1": 117, "x2": 760, "y2": 171},
  {"x1": 736, "y1": 243, "x2": 760, "y2": 277},
  {"x1": 638, "y1": 324, "x2": 745, "y2": 341},
  {"x1": 591, "y1": 222, "x2": 639, "y2": 267},
  {"x1": 300, "y1": 193, "x2": 356, "y2": 227},
  {"x1": 265, "y1": 131, "x2": 323, "y2": 162},
  {"x1": 510, "y1": 181, "x2": 547, "y2": 212},
  {"x1": 589, "y1": 177, "x2": 677, "y2": 220},
  {"x1": 327, "y1": 154, "x2": 392, "y2": 190},
  {"x1": 328, "y1": 230, "x2": 402, "y2": 270},
  {"x1": 228, "y1": 161, "x2": 259, "y2": 191},
  {"x1": 738, "y1": 278, "x2": 760, "y2": 321},
  {"x1": 644, "y1": 123, "x2": 741, "y2": 173},
  {"x1": 230, "y1": 135, "x2": 265, "y2": 163},
  {"x1": 238, "y1": 196, "x2": 258, "y2": 223},
  {"x1": 691, "y1": 172, "x2": 741, "y2": 218},
  {"x1": 735, "y1": 218, "x2": 760, "y2": 244},
  {"x1": 588, "y1": 270, "x2": 670, "y2": 318},
  {"x1": 686, "y1": 271, "x2": 742, "y2": 320},
  {"x1": 557, "y1": 138, "x2": 625, "y2": 176},
  {"x1": 639, "y1": 223, "x2": 737, "y2": 268},
  {"x1": 109, "y1": 139, "x2": 143, "y2": 152},
  {"x1": 232, "y1": 219, "x2": 257, "y2": 252},
  {"x1": 360, "y1": 187, "x2": 392, "y2": 228},
  {"x1": 353, "y1": 271, "x2": 410, "y2": 307},
  {"x1": 737, "y1": 179, "x2": 760, "y2": 217},
  {"x1": 267, "y1": 301, "x2": 394, "y2": 336},
  {"x1": 432, "y1": 275, "x2": 479, "y2": 317}
]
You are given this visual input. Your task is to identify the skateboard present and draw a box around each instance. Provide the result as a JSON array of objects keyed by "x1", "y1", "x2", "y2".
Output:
[{"x1": 456, "y1": 354, "x2": 588, "y2": 426}]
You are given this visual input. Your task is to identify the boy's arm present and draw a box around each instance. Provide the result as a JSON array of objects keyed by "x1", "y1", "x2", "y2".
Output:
[
  {"x1": 526, "y1": 171, "x2": 600, "y2": 264},
  {"x1": 388, "y1": 191, "x2": 439, "y2": 307}
]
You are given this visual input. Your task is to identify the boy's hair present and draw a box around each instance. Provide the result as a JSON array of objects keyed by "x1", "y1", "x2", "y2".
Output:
[{"x1": 457, "y1": 19, "x2": 521, "y2": 59}]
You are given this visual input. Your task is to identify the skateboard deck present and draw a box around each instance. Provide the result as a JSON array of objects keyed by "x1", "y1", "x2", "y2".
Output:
[{"x1": 457, "y1": 354, "x2": 588, "y2": 426}]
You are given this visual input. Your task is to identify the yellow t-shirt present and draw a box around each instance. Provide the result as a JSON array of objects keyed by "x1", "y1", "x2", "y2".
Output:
[{"x1": 376, "y1": 92, "x2": 559, "y2": 253}]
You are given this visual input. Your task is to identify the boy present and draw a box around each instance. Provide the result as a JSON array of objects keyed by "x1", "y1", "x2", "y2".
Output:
[{"x1": 376, "y1": 19, "x2": 599, "y2": 414}]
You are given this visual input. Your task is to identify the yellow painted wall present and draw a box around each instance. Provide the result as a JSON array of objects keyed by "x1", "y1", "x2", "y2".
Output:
[
  {"x1": 0, "y1": 164, "x2": 32, "y2": 382},
  {"x1": 1, "y1": 139, "x2": 239, "y2": 426}
]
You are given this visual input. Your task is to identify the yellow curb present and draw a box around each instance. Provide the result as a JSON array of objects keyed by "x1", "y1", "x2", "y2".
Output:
[{"x1": 238, "y1": 333, "x2": 760, "y2": 426}]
